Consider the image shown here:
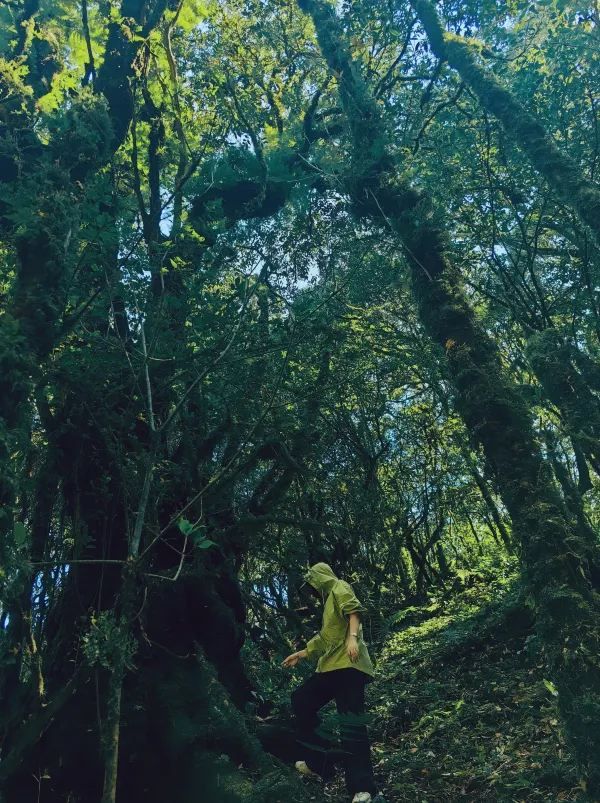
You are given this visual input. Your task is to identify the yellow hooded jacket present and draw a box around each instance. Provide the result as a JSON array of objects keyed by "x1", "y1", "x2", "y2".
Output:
[{"x1": 303, "y1": 562, "x2": 375, "y2": 681}]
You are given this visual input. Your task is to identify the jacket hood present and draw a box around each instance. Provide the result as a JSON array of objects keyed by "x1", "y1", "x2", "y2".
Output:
[{"x1": 304, "y1": 562, "x2": 338, "y2": 596}]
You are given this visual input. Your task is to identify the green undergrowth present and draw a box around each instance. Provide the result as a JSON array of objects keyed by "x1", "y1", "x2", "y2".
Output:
[
  {"x1": 364, "y1": 566, "x2": 584, "y2": 802},
  {"x1": 246, "y1": 560, "x2": 584, "y2": 801}
]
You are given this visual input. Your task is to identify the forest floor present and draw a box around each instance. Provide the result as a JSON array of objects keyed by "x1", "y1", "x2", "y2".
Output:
[{"x1": 282, "y1": 567, "x2": 585, "y2": 803}]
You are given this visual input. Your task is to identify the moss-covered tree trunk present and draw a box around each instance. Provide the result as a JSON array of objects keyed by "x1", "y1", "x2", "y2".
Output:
[
  {"x1": 298, "y1": 0, "x2": 600, "y2": 793},
  {"x1": 0, "y1": 0, "x2": 170, "y2": 537},
  {"x1": 411, "y1": 0, "x2": 600, "y2": 248}
]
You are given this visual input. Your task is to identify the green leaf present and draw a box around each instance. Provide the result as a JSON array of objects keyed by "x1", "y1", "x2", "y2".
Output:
[
  {"x1": 177, "y1": 517, "x2": 195, "y2": 536},
  {"x1": 195, "y1": 538, "x2": 217, "y2": 550},
  {"x1": 14, "y1": 521, "x2": 28, "y2": 547},
  {"x1": 178, "y1": 520, "x2": 214, "y2": 549},
  {"x1": 543, "y1": 679, "x2": 559, "y2": 697}
]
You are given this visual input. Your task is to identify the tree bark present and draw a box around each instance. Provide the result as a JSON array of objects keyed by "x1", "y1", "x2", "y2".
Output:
[{"x1": 101, "y1": 658, "x2": 124, "y2": 803}]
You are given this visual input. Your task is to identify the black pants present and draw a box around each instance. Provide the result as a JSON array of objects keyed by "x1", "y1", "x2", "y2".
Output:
[{"x1": 290, "y1": 668, "x2": 377, "y2": 797}]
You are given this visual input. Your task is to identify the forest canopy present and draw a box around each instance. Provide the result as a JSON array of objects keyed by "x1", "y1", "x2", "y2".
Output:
[{"x1": 0, "y1": 0, "x2": 599, "y2": 801}]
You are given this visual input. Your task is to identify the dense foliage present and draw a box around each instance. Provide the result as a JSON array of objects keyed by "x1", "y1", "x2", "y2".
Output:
[{"x1": 0, "y1": 0, "x2": 599, "y2": 801}]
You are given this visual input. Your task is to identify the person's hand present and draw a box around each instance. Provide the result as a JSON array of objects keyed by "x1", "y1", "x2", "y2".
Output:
[
  {"x1": 281, "y1": 651, "x2": 301, "y2": 668},
  {"x1": 346, "y1": 634, "x2": 359, "y2": 662}
]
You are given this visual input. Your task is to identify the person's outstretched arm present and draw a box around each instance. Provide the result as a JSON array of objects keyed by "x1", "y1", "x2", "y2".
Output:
[
  {"x1": 282, "y1": 630, "x2": 327, "y2": 668},
  {"x1": 281, "y1": 648, "x2": 308, "y2": 668}
]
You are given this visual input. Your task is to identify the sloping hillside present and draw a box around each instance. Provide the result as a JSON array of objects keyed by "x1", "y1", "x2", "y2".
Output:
[{"x1": 283, "y1": 570, "x2": 583, "y2": 803}]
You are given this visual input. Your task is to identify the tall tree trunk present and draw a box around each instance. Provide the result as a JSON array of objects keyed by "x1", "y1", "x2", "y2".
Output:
[
  {"x1": 101, "y1": 659, "x2": 124, "y2": 803},
  {"x1": 412, "y1": 0, "x2": 600, "y2": 248},
  {"x1": 298, "y1": 0, "x2": 600, "y2": 792}
]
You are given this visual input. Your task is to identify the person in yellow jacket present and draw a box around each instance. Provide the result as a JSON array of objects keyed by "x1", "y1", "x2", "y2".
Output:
[{"x1": 281, "y1": 562, "x2": 378, "y2": 803}]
